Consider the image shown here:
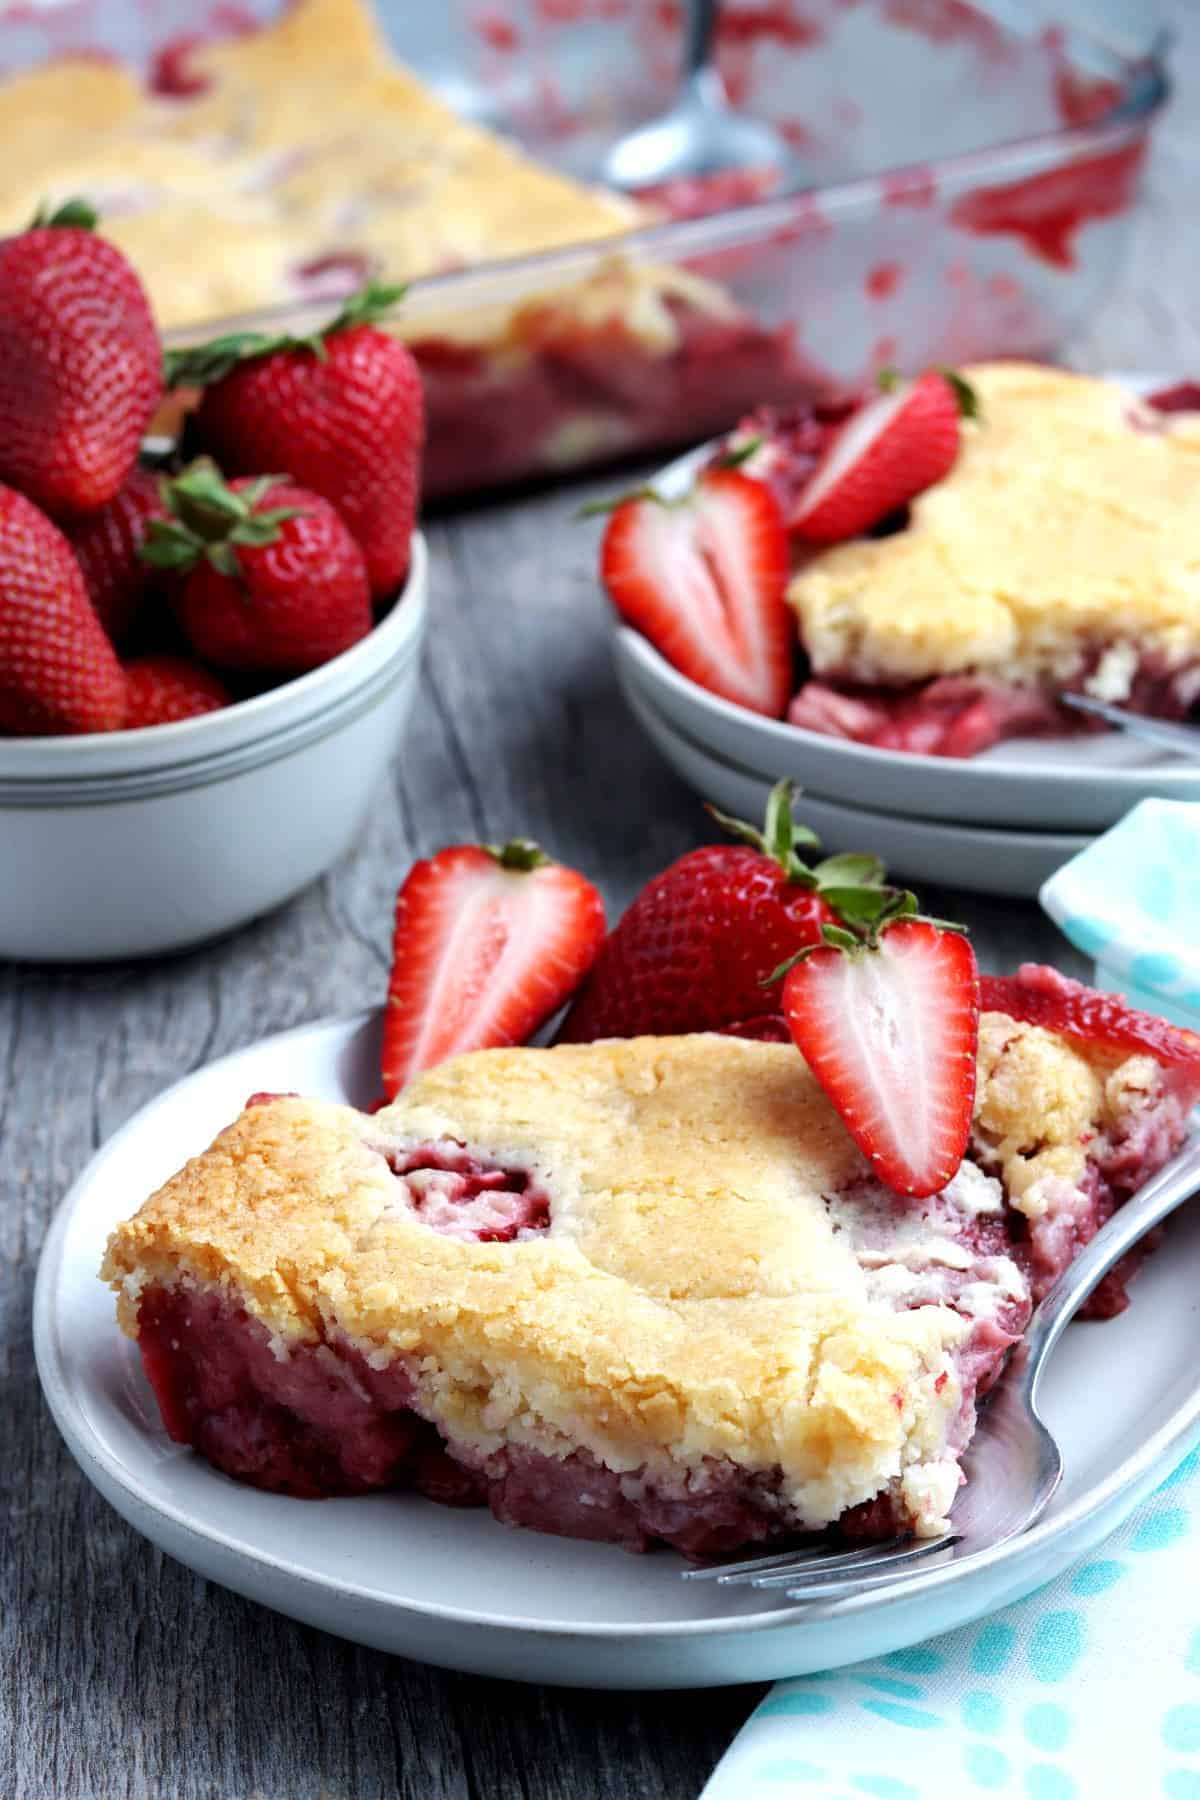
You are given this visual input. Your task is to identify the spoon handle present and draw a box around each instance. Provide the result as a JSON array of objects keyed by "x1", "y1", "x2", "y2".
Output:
[
  {"x1": 1020, "y1": 1132, "x2": 1200, "y2": 1390},
  {"x1": 684, "y1": 0, "x2": 719, "y2": 76}
]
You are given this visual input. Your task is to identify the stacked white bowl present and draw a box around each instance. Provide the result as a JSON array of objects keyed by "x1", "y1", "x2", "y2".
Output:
[
  {"x1": 0, "y1": 537, "x2": 427, "y2": 960},
  {"x1": 612, "y1": 625, "x2": 1200, "y2": 900}
]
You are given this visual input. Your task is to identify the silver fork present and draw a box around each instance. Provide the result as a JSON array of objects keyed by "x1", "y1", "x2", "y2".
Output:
[
  {"x1": 1060, "y1": 693, "x2": 1200, "y2": 759},
  {"x1": 684, "y1": 1135, "x2": 1200, "y2": 1604}
]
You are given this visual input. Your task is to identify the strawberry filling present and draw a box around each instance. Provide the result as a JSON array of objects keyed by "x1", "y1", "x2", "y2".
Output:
[
  {"x1": 385, "y1": 1144, "x2": 550, "y2": 1242},
  {"x1": 129, "y1": 1157, "x2": 1032, "y2": 1550},
  {"x1": 417, "y1": 300, "x2": 811, "y2": 500},
  {"x1": 290, "y1": 253, "x2": 375, "y2": 303},
  {"x1": 129, "y1": 1058, "x2": 1190, "y2": 1551},
  {"x1": 135, "y1": 1284, "x2": 802, "y2": 1553},
  {"x1": 788, "y1": 654, "x2": 1200, "y2": 758}
]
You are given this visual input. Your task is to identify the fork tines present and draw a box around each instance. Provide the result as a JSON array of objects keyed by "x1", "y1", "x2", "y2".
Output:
[{"x1": 683, "y1": 1532, "x2": 961, "y2": 1600}]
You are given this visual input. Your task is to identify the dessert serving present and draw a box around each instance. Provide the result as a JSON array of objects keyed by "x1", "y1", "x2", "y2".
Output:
[
  {"x1": 600, "y1": 364, "x2": 1200, "y2": 759},
  {"x1": 101, "y1": 791, "x2": 1200, "y2": 1556},
  {"x1": 0, "y1": 0, "x2": 644, "y2": 327},
  {"x1": 0, "y1": 0, "x2": 802, "y2": 497}
]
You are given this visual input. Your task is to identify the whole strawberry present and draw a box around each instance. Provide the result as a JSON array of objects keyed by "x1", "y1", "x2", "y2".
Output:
[
  {"x1": 559, "y1": 780, "x2": 890, "y2": 1042},
  {"x1": 0, "y1": 200, "x2": 162, "y2": 518},
  {"x1": 124, "y1": 654, "x2": 231, "y2": 728},
  {"x1": 65, "y1": 465, "x2": 164, "y2": 643},
  {"x1": 0, "y1": 484, "x2": 127, "y2": 734},
  {"x1": 142, "y1": 459, "x2": 372, "y2": 674},
  {"x1": 166, "y1": 282, "x2": 423, "y2": 600}
]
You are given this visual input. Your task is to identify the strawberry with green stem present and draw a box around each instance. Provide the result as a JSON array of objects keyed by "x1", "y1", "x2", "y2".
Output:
[
  {"x1": 777, "y1": 890, "x2": 980, "y2": 1198},
  {"x1": 0, "y1": 199, "x2": 162, "y2": 518},
  {"x1": 142, "y1": 458, "x2": 372, "y2": 674},
  {"x1": 560, "y1": 779, "x2": 892, "y2": 1043},
  {"x1": 790, "y1": 367, "x2": 979, "y2": 544},
  {"x1": 165, "y1": 281, "x2": 423, "y2": 600}
]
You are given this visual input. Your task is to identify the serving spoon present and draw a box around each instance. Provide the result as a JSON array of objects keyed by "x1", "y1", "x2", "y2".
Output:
[{"x1": 601, "y1": 0, "x2": 793, "y2": 193}]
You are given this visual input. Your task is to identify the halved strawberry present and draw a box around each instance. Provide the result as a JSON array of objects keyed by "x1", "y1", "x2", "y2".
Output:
[
  {"x1": 560, "y1": 779, "x2": 890, "y2": 1044},
  {"x1": 781, "y1": 905, "x2": 980, "y2": 1198},
  {"x1": 714, "y1": 401, "x2": 851, "y2": 524},
  {"x1": 598, "y1": 468, "x2": 792, "y2": 716},
  {"x1": 791, "y1": 369, "x2": 976, "y2": 545},
  {"x1": 980, "y1": 964, "x2": 1200, "y2": 1071},
  {"x1": 381, "y1": 840, "x2": 606, "y2": 1099}
]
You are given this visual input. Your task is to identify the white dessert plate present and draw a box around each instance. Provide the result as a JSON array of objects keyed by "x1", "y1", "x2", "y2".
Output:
[
  {"x1": 34, "y1": 1011, "x2": 1200, "y2": 1688},
  {"x1": 619, "y1": 678, "x2": 1091, "y2": 899},
  {"x1": 613, "y1": 376, "x2": 1200, "y2": 834}
]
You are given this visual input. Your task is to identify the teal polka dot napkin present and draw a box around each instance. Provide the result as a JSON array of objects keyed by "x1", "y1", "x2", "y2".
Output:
[
  {"x1": 702, "y1": 1451, "x2": 1200, "y2": 1800},
  {"x1": 1038, "y1": 799, "x2": 1200, "y2": 1032}
]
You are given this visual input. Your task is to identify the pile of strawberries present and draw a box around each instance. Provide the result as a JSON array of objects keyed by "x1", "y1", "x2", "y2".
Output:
[
  {"x1": 377, "y1": 781, "x2": 1200, "y2": 1202},
  {"x1": 596, "y1": 369, "x2": 978, "y2": 719},
  {"x1": 0, "y1": 202, "x2": 423, "y2": 736}
]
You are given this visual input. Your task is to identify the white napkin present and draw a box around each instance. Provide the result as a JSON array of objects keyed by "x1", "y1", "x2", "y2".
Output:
[
  {"x1": 704, "y1": 802, "x2": 1200, "y2": 1798},
  {"x1": 702, "y1": 1448, "x2": 1200, "y2": 1799}
]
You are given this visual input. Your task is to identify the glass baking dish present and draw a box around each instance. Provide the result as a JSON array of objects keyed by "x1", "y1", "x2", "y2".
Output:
[{"x1": 0, "y1": 0, "x2": 1168, "y2": 498}]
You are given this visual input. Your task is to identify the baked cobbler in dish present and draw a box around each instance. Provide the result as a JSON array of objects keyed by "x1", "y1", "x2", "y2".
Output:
[
  {"x1": 102, "y1": 1018, "x2": 1197, "y2": 1555},
  {"x1": 786, "y1": 364, "x2": 1200, "y2": 755},
  {"x1": 0, "y1": 0, "x2": 801, "y2": 495}
]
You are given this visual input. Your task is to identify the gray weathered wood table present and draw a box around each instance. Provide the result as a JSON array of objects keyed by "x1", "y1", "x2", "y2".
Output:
[{"x1": 5, "y1": 13, "x2": 1199, "y2": 1794}]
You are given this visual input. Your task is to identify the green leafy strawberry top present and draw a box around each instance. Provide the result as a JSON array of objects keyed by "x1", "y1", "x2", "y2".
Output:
[
  {"x1": 31, "y1": 198, "x2": 99, "y2": 231},
  {"x1": 162, "y1": 280, "x2": 405, "y2": 389},
  {"x1": 141, "y1": 459, "x2": 303, "y2": 581},
  {"x1": 708, "y1": 776, "x2": 901, "y2": 928}
]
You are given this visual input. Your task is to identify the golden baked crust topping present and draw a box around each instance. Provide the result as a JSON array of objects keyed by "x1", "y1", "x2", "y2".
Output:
[
  {"x1": 787, "y1": 363, "x2": 1200, "y2": 693},
  {"x1": 0, "y1": 0, "x2": 641, "y2": 331},
  {"x1": 102, "y1": 1022, "x2": 1155, "y2": 1532}
]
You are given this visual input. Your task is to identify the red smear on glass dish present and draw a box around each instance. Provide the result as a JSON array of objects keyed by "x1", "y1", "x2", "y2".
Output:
[{"x1": 949, "y1": 142, "x2": 1146, "y2": 270}]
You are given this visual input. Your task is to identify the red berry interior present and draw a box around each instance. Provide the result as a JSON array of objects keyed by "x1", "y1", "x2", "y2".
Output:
[
  {"x1": 979, "y1": 965, "x2": 1200, "y2": 1069},
  {"x1": 386, "y1": 1144, "x2": 550, "y2": 1243}
]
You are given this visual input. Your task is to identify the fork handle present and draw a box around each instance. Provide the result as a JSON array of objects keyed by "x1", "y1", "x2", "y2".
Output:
[{"x1": 1018, "y1": 1135, "x2": 1200, "y2": 1392}]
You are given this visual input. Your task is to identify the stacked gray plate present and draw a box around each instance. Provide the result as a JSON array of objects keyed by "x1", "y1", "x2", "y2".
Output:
[{"x1": 612, "y1": 630, "x2": 1200, "y2": 900}]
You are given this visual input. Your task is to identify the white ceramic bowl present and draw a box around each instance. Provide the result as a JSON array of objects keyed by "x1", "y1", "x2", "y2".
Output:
[
  {"x1": 619, "y1": 675, "x2": 1091, "y2": 899},
  {"x1": 614, "y1": 626, "x2": 1200, "y2": 834},
  {"x1": 0, "y1": 536, "x2": 427, "y2": 962}
]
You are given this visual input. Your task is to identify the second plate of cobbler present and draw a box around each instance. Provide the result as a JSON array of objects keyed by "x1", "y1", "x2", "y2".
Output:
[{"x1": 601, "y1": 365, "x2": 1200, "y2": 858}]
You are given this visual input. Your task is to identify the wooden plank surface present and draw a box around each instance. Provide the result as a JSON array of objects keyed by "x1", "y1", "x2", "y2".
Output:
[{"x1": 5, "y1": 8, "x2": 1199, "y2": 1794}]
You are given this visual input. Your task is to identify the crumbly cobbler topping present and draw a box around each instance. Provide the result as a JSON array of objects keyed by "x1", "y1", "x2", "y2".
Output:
[
  {"x1": 102, "y1": 1020, "x2": 1168, "y2": 1534},
  {"x1": 787, "y1": 363, "x2": 1200, "y2": 694},
  {"x1": 0, "y1": 0, "x2": 649, "y2": 334}
]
